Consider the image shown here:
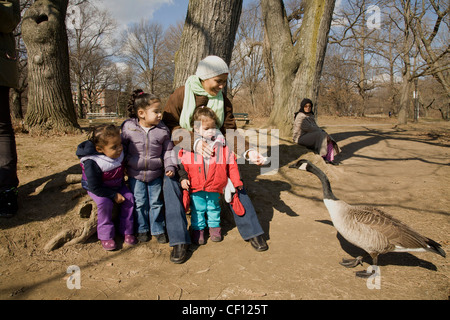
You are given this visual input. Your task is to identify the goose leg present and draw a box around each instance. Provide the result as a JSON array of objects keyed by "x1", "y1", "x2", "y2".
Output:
[
  {"x1": 355, "y1": 253, "x2": 379, "y2": 278},
  {"x1": 339, "y1": 256, "x2": 364, "y2": 268}
]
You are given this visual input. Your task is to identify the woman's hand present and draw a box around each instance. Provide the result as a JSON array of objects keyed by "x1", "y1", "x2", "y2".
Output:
[
  {"x1": 247, "y1": 150, "x2": 267, "y2": 166},
  {"x1": 195, "y1": 140, "x2": 214, "y2": 157},
  {"x1": 181, "y1": 179, "x2": 190, "y2": 190}
]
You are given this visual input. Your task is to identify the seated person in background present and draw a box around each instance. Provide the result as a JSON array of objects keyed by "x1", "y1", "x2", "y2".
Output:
[{"x1": 292, "y1": 98, "x2": 340, "y2": 165}]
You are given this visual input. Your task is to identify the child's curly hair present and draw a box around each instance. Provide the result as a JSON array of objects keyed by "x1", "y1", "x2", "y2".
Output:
[
  {"x1": 126, "y1": 89, "x2": 161, "y2": 118},
  {"x1": 88, "y1": 124, "x2": 120, "y2": 148}
]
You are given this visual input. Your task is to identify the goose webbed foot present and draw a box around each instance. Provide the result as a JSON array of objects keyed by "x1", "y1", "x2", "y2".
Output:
[
  {"x1": 355, "y1": 269, "x2": 376, "y2": 278},
  {"x1": 339, "y1": 256, "x2": 364, "y2": 268}
]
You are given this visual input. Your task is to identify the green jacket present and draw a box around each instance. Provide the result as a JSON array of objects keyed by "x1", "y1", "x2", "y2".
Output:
[{"x1": 0, "y1": 0, "x2": 20, "y2": 88}]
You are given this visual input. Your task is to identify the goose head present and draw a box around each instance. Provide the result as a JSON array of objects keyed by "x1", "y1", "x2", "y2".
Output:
[{"x1": 289, "y1": 159, "x2": 312, "y2": 171}]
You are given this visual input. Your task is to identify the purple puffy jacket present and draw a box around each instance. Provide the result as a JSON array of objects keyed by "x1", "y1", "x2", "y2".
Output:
[{"x1": 121, "y1": 119, "x2": 178, "y2": 182}]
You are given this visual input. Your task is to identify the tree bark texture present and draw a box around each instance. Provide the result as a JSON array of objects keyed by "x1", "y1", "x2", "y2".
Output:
[
  {"x1": 173, "y1": 0, "x2": 243, "y2": 89},
  {"x1": 261, "y1": 0, "x2": 335, "y2": 135},
  {"x1": 22, "y1": 0, "x2": 79, "y2": 134}
]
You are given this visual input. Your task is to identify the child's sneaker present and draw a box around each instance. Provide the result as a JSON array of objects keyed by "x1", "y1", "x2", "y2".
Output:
[
  {"x1": 137, "y1": 232, "x2": 150, "y2": 242},
  {"x1": 124, "y1": 234, "x2": 138, "y2": 245},
  {"x1": 101, "y1": 239, "x2": 116, "y2": 251},
  {"x1": 192, "y1": 229, "x2": 205, "y2": 245},
  {"x1": 156, "y1": 233, "x2": 168, "y2": 244},
  {"x1": 209, "y1": 227, "x2": 222, "y2": 242}
]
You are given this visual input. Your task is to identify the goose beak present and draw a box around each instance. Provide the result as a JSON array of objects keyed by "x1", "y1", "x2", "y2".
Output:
[{"x1": 289, "y1": 161, "x2": 308, "y2": 170}]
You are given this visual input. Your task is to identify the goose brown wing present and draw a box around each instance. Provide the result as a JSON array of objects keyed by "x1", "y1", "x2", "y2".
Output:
[{"x1": 349, "y1": 206, "x2": 429, "y2": 249}]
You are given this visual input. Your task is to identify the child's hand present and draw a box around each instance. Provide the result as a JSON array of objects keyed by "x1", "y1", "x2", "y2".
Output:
[
  {"x1": 114, "y1": 193, "x2": 125, "y2": 204},
  {"x1": 181, "y1": 179, "x2": 190, "y2": 190},
  {"x1": 166, "y1": 170, "x2": 175, "y2": 178}
]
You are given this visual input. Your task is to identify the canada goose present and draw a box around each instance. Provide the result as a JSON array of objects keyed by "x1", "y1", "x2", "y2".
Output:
[{"x1": 289, "y1": 159, "x2": 446, "y2": 277}]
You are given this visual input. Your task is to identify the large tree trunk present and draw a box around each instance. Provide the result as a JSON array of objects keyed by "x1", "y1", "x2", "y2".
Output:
[
  {"x1": 398, "y1": 72, "x2": 412, "y2": 124},
  {"x1": 173, "y1": 0, "x2": 243, "y2": 89},
  {"x1": 10, "y1": 89, "x2": 24, "y2": 120},
  {"x1": 261, "y1": 0, "x2": 335, "y2": 135},
  {"x1": 22, "y1": 0, "x2": 79, "y2": 134}
]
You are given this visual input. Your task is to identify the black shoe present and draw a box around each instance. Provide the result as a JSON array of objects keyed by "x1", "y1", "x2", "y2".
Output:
[
  {"x1": 170, "y1": 244, "x2": 189, "y2": 264},
  {"x1": 137, "y1": 232, "x2": 150, "y2": 242},
  {"x1": 0, "y1": 188, "x2": 18, "y2": 218},
  {"x1": 156, "y1": 233, "x2": 168, "y2": 244},
  {"x1": 249, "y1": 235, "x2": 268, "y2": 252}
]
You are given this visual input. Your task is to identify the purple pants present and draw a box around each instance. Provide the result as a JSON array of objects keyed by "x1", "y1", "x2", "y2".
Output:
[
  {"x1": 324, "y1": 142, "x2": 335, "y2": 162},
  {"x1": 87, "y1": 185, "x2": 135, "y2": 240}
]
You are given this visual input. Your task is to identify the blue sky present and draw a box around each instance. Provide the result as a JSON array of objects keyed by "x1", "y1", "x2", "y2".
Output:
[
  {"x1": 98, "y1": 0, "x2": 253, "y2": 31},
  {"x1": 101, "y1": 0, "x2": 186, "y2": 30}
]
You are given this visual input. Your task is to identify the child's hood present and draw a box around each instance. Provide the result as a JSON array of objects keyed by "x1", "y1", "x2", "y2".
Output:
[{"x1": 76, "y1": 140, "x2": 100, "y2": 159}]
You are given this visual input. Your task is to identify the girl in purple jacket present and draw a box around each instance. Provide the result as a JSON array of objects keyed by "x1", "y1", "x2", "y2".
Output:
[
  {"x1": 76, "y1": 124, "x2": 137, "y2": 251},
  {"x1": 121, "y1": 90, "x2": 178, "y2": 243}
]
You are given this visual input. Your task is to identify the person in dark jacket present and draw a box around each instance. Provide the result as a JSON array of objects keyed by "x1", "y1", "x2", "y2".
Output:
[
  {"x1": 121, "y1": 90, "x2": 177, "y2": 244},
  {"x1": 76, "y1": 124, "x2": 137, "y2": 251},
  {"x1": 0, "y1": 0, "x2": 20, "y2": 217}
]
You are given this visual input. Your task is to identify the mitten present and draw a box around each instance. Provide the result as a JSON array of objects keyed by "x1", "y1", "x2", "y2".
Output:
[
  {"x1": 223, "y1": 178, "x2": 235, "y2": 203},
  {"x1": 182, "y1": 189, "x2": 190, "y2": 214},
  {"x1": 230, "y1": 192, "x2": 245, "y2": 216}
]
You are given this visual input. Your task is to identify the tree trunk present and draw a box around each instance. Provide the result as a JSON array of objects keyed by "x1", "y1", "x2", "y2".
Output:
[
  {"x1": 173, "y1": 0, "x2": 243, "y2": 89},
  {"x1": 10, "y1": 89, "x2": 24, "y2": 120},
  {"x1": 22, "y1": 0, "x2": 79, "y2": 134},
  {"x1": 261, "y1": 0, "x2": 335, "y2": 135},
  {"x1": 398, "y1": 72, "x2": 411, "y2": 124}
]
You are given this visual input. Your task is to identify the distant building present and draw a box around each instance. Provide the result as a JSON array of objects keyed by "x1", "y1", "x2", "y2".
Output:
[{"x1": 72, "y1": 89, "x2": 120, "y2": 115}]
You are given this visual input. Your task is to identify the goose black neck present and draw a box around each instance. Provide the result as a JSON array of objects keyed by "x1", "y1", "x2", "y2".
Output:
[{"x1": 307, "y1": 164, "x2": 338, "y2": 200}]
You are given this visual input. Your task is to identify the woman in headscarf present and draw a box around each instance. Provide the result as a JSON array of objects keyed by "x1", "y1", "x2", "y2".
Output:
[
  {"x1": 293, "y1": 98, "x2": 340, "y2": 164},
  {"x1": 162, "y1": 56, "x2": 268, "y2": 264}
]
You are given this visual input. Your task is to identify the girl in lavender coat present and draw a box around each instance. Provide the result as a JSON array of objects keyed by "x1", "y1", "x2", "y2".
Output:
[{"x1": 121, "y1": 90, "x2": 178, "y2": 243}]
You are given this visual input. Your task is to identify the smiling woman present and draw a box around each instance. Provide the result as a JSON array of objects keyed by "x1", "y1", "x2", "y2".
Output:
[{"x1": 162, "y1": 55, "x2": 268, "y2": 264}]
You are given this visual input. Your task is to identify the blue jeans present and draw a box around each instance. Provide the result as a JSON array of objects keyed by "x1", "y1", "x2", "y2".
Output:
[
  {"x1": 163, "y1": 174, "x2": 191, "y2": 246},
  {"x1": 228, "y1": 187, "x2": 264, "y2": 240},
  {"x1": 128, "y1": 176, "x2": 165, "y2": 235},
  {"x1": 190, "y1": 191, "x2": 221, "y2": 230},
  {"x1": 163, "y1": 174, "x2": 264, "y2": 246}
]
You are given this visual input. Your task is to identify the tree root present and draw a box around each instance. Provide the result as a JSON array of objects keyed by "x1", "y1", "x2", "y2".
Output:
[{"x1": 44, "y1": 198, "x2": 98, "y2": 253}]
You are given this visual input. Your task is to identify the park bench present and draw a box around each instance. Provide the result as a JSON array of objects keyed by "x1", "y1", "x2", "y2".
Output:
[
  {"x1": 86, "y1": 112, "x2": 117, "y2": 119},
  {"x1": 233, "y1": 112, "x2": 250, "y2": 124}
]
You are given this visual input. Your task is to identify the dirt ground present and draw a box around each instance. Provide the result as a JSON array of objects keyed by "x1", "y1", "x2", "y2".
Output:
[{"x1": 0, "y1": 115, "x2": 448, "y2": 301}]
